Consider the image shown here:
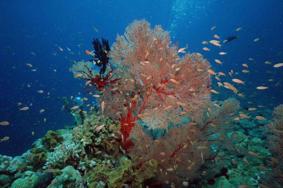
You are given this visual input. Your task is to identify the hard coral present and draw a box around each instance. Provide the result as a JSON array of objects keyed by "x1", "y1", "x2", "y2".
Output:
[{"x1": 41, "y1": 130, "x2": 63, "y2": 151}]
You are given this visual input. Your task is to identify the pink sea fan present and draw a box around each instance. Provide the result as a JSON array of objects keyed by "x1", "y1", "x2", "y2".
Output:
[{"x1": 108, "y1": 20, "x2": 211, "y2": 130}]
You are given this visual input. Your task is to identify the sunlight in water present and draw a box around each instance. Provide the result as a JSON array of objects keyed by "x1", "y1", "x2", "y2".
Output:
[{"x1": 169, "y1": 0, "x2": 215, "y2": 38}]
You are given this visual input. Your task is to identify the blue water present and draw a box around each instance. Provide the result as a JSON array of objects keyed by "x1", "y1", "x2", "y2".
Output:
[{"x1": 0, "y1": 0, "x2": 283, "y2": 156}]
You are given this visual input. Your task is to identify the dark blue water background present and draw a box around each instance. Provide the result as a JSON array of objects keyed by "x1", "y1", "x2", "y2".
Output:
[{"x1": 1, "y1": 0, "x2": 283, "y2": 156}]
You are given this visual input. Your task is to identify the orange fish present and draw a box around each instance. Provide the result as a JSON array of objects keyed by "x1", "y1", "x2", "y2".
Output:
[
  {"x1": 223, "y1": 82, "x2": 238, "y2": 94},
  {"x1": 255, "y1": 116, "x2": 266, "y2": 121},
  {"x1": 214, "y1": 59, "x2": 223, "y2": 65},
  {"x1": 210, "y1": 89, "x2": 219, "y2": 94},
  {"x1": 256, "y1": 86, "x2": 268, "y2": 90},
  {"x1": 232, "y1": 78, "x2": 245, "y2": 85},
  {"x1": 85, "y1": 50, "x2": 95, "y2": 56},
  {"x1": 208, "y1": 69, "x2": 216, "y2": 75}
]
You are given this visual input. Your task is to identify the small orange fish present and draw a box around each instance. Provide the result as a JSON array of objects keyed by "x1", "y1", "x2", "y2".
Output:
[
  {"x1": 223, "y1": 82, "x2": 238, "y2": 94},
  {"x1": 85, "y1": 50, "x2": 94, "y2": 56},
  {"x1": 95, "y1": 124, "x2": 105, "y2": 132},
  {"x1": 248, "y1": 107, "x2": 257, "y2": 111},
  {"x1": 234, "y1": 117, "x2": 240, "y2": 121},
  {"x1": 210, "y1": 89, "x2": 219, "y2": 94},
  {"x1": 0, "y1": 121, "x2": 10, "y2": 126},
  {"x1": 217, "y1": 82, "x2": 223, "y2": 87},
  {"x1": 209, "y1": 40, "x2": 221, "y2": 47},
  {"x1": 239, "y1": 113, "x2": 249, "y2": 119},
  {"x1": 232, "y1": 78, "x2": 245, "y2": 85},
  {"x1": 19, "y1": 106, "x2": 29, "y2": 111},
  {"x1": 170, "y1": 78, "x2": 180, "y2": 84},
  {"x1": 39, "y1": 109, "x2": 45, "y2": 113},
  {"x1": 202, "y1": 41, "x2": 208, "y2": 45},
  {"x1": 214, "y1": 59, "x2": 223, "y2": 65},
  {"x1": 253, "y1": 38, "x2": 260, "y2": 42},
  {"x1": 237, "y1": 93, "x2": 245, "y2": 97},
  {"x1": 219, "y1": 52, "x2": 227, "y2": 55},
  {"x1": 213, "y1": 34, "x2": 220, "y2": 39},
  {"x1": 177, "y1": 47, "x2": 186, "y2": 53},
  {"x1": 264, "y1": 61, "x2": 272, "y2": 65},
  {"x1": 256, "y1": 86, "x2": 268, "y2": 90},
  {"x1": 210, "y1": 26, "x2": 216, "y2": 31},
  {"x1": 235, "y1": 27, "x2": 242, "y2": 32},
  {"x1": 218, "y1": 72, "x2": 226, "y2": 76},
  {"x1": 164, "y1": 105, "x2": 173, "y2": 110},
  {"x1": 101, "y1": 101, "x2": 105, "y2": 113},
  {"x1": 215, "y1": 76, "x2": 221, "y2": 81},
  {"x1": 242, "y1": 64, "x2": 249, "y2": 68},
  {"x1": 242, "y1": 69, "x2": 249, "y2": 73},
  {"x1": 71, "y1": 106, "x2": 80, "y2": 111},
  {"x1": 203, "y1": 47, "x2": 210, "y2": 51},
  {"x1": 0, "y1": 136, "x2": 10, "y2": 142},
  {"x1": 208, "y1": 69, "x2": 216, "y2": 75},
  {"x1": 58, "y1": 47, "x2": 64, "y2": 52},
  {"x1": 26, "y1": 63, "x2": 33, "y2": 68},
  {"x1": 273, "y1": 63, "x2": 283, "y2": 68},
  {"x1": 255, "y1": 116, "x2": 266, "y2": 121}
]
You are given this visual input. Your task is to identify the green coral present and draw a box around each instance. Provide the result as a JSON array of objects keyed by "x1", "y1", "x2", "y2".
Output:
[
  {"x1": 132, "y1": 159, "x2": 158, "y2": 187},
  {"x1": 11, "y1": 171, "x2": 40, "y2": 188},
  {"x1": 72, "y1": 112, "x2": 121, "y2": 158},
  {"x1": 86, "y1": 157, "x2": 132, "y2": 188},
  {"x1": 205, "y1": 177, "x2": 235, "y2": 188},
  {"x1": 47, "y1": 166, "x2": 84, "y2": 188},
  {"x1": 0, "y1": 174, "x2": 11, "y2": 188},
  {"x1": 28, "y1": 148, "x2": 47, "y2": 170},
  {"x1": 42, "y1": 130, "x2": 63, "y2": 151},
  {"x1": 85, "y1": 157, "x2": 158, "y2": 187}
]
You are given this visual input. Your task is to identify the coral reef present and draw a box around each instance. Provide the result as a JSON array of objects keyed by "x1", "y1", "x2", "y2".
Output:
[
  {"x1": 47, "y1": 166, "x2": 84, "y2": 188},
  {"x1": 0, "y1": 113, "x2": 157, "y2": 187},
  {"x1": 264, "y1": 104, "x2": 283, "y2": 187},
  {"x1": 128, "y1": 98, "x2": 241, "y2": 186},
  {"x1": 0, "y1": 20, "x2": 276, "y2": 187},
  {"x1": 42, "y1": 130, "x2": 63, "y2": 151}
]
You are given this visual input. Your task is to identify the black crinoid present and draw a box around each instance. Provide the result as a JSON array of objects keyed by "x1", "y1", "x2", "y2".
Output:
[{"x1": 92, "y1": 38, "x2": 111, "y2": 76}]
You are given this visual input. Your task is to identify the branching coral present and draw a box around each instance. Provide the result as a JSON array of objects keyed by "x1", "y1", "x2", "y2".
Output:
[
  {"x1": 70, "y1": 61, "x2": 97, "y2": 80},
  {"x1": 200, "y1": 98, "x2": 240, "y2": 136},
  {"x1": 103, "y1": 20, "x2": 211, "y2": 150},
  {"x1": 129, "y1": 122, "x2": 210, "y2": 184},
  {"x1": 128, "y1": 98, "x2": 240, "y2": 185}
]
